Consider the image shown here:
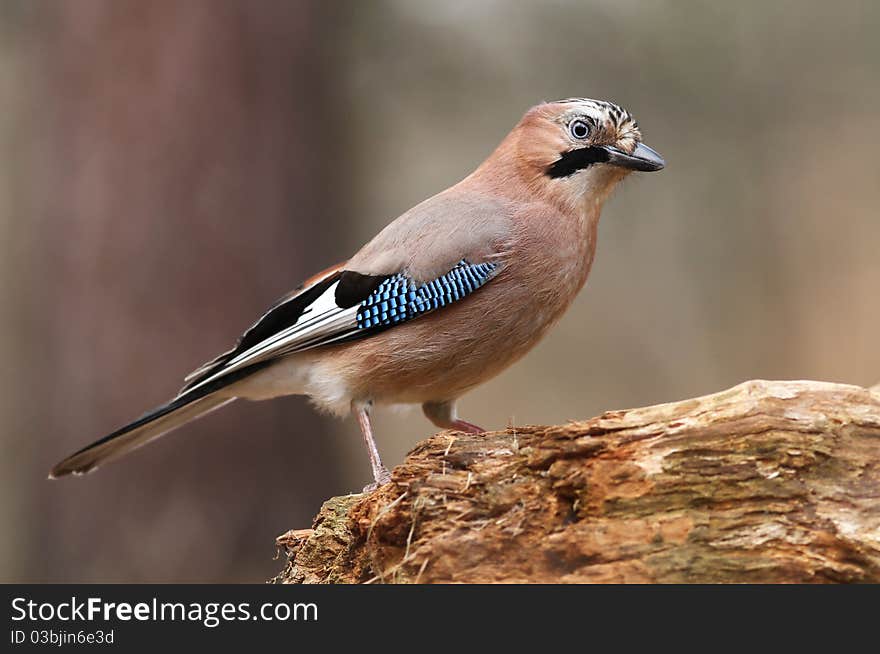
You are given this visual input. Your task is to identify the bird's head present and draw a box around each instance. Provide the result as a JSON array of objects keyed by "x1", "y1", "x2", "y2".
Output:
[{"x1": 507, "y1": 98, "x2": 664, "y2": 206}]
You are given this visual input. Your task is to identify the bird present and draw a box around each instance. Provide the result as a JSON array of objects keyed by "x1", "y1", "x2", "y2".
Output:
[{"x1": 50, "y1": 97, "x2": 665, "y2": 490}]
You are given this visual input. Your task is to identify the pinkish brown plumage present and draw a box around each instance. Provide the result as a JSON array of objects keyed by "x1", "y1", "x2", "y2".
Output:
[{"x1": 51, "y1": 98, "x2": 664, "y2": 489}]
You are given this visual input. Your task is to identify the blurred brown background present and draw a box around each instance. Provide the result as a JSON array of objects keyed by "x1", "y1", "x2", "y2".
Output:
[{"x1": 1, "y1": 1, "x2": 878, "y2": 582}]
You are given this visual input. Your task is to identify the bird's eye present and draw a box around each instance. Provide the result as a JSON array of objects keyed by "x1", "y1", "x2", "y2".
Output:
[{"x1": 569, "y1": 119, "x2": 590, "y2": 140}]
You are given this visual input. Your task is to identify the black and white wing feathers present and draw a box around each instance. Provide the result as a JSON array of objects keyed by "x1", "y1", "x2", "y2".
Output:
[{"x1": 179, "y1": 260, "x2": 499, "y2": 397}]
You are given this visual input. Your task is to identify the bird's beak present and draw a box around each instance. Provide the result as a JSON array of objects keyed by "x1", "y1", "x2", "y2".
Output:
[{"x1": 602, "y1": 143, "x2": 665, "y2": 172}]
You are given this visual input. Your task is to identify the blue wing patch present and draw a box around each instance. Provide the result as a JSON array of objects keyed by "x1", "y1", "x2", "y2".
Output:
[{"x1": 356, "y1": 260, "x2": 497, "y2": 330}]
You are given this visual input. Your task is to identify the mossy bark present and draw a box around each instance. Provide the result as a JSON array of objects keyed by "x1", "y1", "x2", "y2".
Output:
[{"x1": 273, "y1": 380, "x2": 880, "y2": 584}]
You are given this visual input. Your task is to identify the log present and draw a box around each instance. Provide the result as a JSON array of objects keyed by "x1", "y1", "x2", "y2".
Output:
[{"x1": 272, "y1": 380, "x2": 880, "y2": 583}]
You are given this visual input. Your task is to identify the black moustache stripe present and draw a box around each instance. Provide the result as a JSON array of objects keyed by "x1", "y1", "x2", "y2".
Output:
[{"x1": 545, "y1": 146, "x2": 609, "y2": 178}]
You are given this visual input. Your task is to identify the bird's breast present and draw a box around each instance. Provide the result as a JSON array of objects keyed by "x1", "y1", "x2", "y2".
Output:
[{"x1": 507, "y1": 200, "x2": 600, "y2": 313}]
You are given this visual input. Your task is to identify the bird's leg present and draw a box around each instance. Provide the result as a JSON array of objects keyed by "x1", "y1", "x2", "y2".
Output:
[
  {"x1": 423, "y1": 400, "x2": 485, "y2": 434},
  {"x1": 353, "y1": 400, "x2": 391, "y2": 492}
]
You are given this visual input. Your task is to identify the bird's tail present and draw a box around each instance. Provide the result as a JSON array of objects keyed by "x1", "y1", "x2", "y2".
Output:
[{"x1": 49, "y1": 393, "x2": 235, "y2": 478}]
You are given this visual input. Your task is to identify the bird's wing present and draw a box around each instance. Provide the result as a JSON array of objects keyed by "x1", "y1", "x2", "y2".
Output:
[
  {"x1": 178, "y1": 258, "x2": 500, "y2": 397},
  {"x1": 180, "y1": 261, "x2": 347, "y2": 388}
]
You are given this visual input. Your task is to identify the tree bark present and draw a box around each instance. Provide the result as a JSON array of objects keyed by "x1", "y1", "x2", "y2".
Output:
[{"x1": 273, "y1": 380, "x2": 880, "y2": 583}]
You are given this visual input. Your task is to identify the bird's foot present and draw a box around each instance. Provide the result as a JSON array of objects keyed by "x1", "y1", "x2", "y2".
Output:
[
  {"x1": 361, "y1": 466, "x2": 392, "y2": 493},
  {"x1": 450, "y1": 419, "x2": 485, "y2": 434}
]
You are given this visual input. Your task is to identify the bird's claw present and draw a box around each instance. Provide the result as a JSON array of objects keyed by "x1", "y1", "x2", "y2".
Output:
[{"x1": 361, "y1": 466, "x2": 391, "y2": 493}]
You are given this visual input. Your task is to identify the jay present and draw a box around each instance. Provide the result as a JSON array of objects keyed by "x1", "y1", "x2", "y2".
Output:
[{"x1": 51, "y1": 98, "x2": 664, "y2": 489}]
